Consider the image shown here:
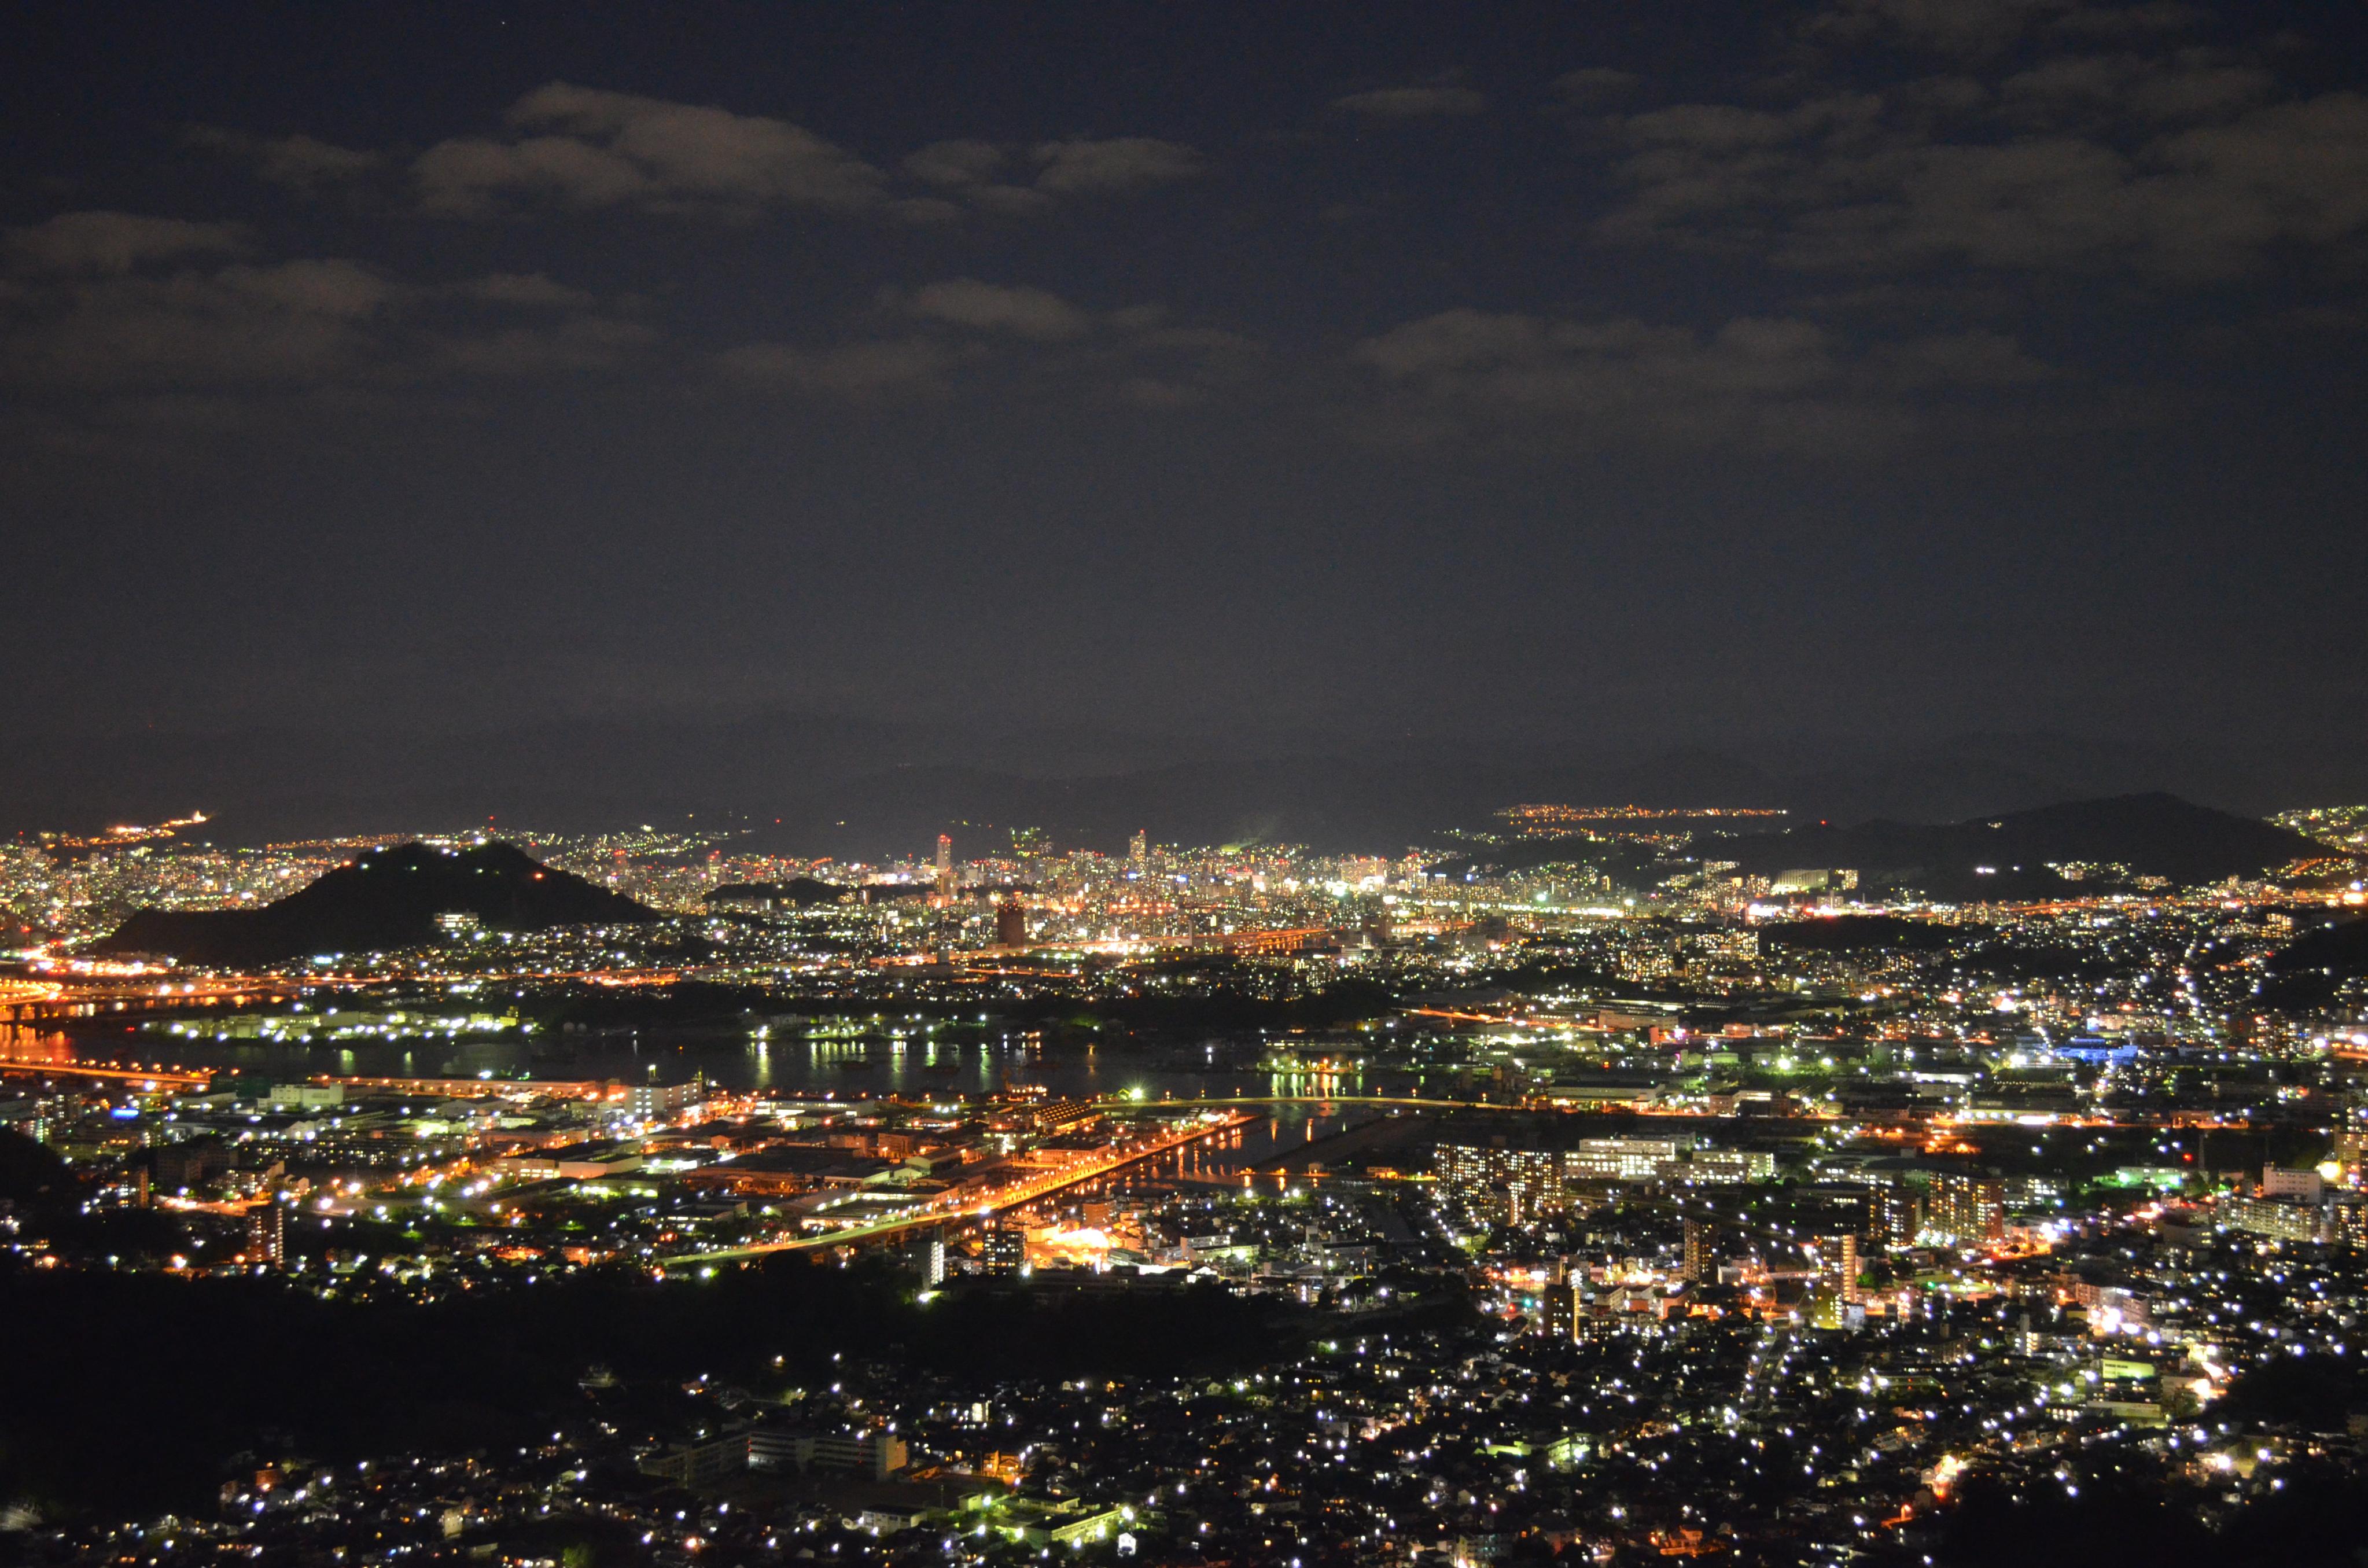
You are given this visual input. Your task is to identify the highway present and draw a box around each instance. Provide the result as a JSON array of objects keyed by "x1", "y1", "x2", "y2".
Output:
[
  {"x1": 0, "y1": 1059, "x2": 212, "y2": 1090},
  {"x1": 688, "y1": 1109, "x2": 1261, "y2": 1262},
  {"x1": 1111, "y1": 1094, "x2": 1500, "y2": 1111},
  {"x1": 0, "y1": 1024, "x2": 212, "y2": 1091}
]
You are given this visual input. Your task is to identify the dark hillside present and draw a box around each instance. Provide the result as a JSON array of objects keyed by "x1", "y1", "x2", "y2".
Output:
[
  {"x1": 1723, "y1": 793, "x2": 2330, "y2": 900},
  {"x1": 99, "y1": 841, "x2": 654, "y2": 965}
]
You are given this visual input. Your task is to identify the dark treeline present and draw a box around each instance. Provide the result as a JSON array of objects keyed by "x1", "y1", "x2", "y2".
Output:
[
  {"x1": 0, "y1": 1257, "x2": 1305, "y2": 1521},
  {"x1": 1938, "y1": 1353, "x2": 2368, "y2": 1568}
]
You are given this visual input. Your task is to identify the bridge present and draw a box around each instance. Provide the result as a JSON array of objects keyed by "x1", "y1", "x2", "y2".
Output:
[
  {"x1": 3, "y1": 989, "x2": 294, "y2": 1030},
  {"x1": 681, "y1": 1096, "x2": 1516, "y2": 1263},
  {"x1": 1095, "y1": 1094, "x2": 1502, "y2": 1111},
  {"x1": 688, "y1": 1110, "x2": 1263, "y2": 1263},
  {"x1": 0, "y1": 1021, "x2": 213, "y2": 1091},
  {"x1": 0, "y1": 1055, "x2": 213, "y2": 1091}
]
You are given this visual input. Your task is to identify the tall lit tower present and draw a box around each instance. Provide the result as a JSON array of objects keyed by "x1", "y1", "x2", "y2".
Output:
[
  {"x1": 935, "y1": 834, "x2": 954, "y2": 903},
  {"x1": 246, "y1": 1199, "x2": 286, "y2": 1268},
  {"x1": 1682, "y1": 1217, "x2": 1717, "y2": 1283},
  {"x1": 1129, "y1": 829, "x2": 1148, "y2": 870}
]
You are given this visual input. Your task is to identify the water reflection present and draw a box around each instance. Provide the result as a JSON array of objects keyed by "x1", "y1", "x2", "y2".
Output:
[{"x1": 21, "y1": 1025, "x2": 1416, "y2": 1113}]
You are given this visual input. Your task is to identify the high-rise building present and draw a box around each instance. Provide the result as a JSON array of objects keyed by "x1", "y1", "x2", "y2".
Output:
[
  {"x1": 934, "y1": 834, "x2": 954, "y2": 903},
  {"x1": 1435, "y1": 1142, "x2": 1567, "y2": 1224},
  {"x1": 154, "y1": 1138, "x2": 229, "y2": 1192},
  {"x1": 1924, "y1": 1173, "x2": 2005, "y2": 1243},
  {"x1": 981, "y1": 1226, "x2": 1026, "y2": 1275},
  {"x1": 1865, "y1": 1184, "x2": 1916, "y2": 1249},
  {"x1": 2261, "y1": 1165, "x2": 2326, "y2": 1203},
  {"x1": 995, "y1": 899, "x2": 1027, "y2": 949},
  {"x1": 1682, "y1": 1217, "x2": 1718, "y2": 1283},
  {"x1": 246, "y1": 1199, "x2": 286, "y2": 1267},
  {"x1": 1814, "y1": 1233, "x2": 1861, "y2": 1304},
  {"x1": 1539, "y1": 1280, "x2": 1577, "y2": 1340},
  {"x1": 1129, "y1": 830, "x2": 1148, "y2": 870}
]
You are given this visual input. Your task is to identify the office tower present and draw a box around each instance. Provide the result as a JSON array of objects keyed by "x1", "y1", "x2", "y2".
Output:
[
  {"x1": 935, "y1": 834, "x2": 953, "y2": 902},
  {"x1": 996, "y1": 898, "x2": 1027, "y2": 948},
  {"x1": 1129, "y1": 829, "x2": 1148, "y2": 869}
]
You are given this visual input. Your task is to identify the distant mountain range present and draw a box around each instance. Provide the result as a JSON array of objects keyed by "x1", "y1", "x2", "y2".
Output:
[
  {"x1": 80, "y1": 798, "x2": 2356, "y2": 969},
  {"x1": 1716, "y1": 793, "x2": 2332, "y2": 901},
  {"x1": 8, "y1": 711, "x2": 2367, "y2": 856},
  {"x1": 100, "y1": 842, "x2": 654, "y2": 966}
]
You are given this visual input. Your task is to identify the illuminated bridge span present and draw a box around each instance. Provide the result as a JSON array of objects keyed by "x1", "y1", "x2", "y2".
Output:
[
  {"x1": 690, "y1": 1111, "x2": 1261, "y2": 1263},
  {"x1": 0, "y1": 1053, "x2": 212, "y2": 1091},
  {"x1": 1, "y1": 965, "x2": 690, "y2": 1026},
  {"x1": 328, "y1": 1074, "x2": 611, "y2": 1100},
  {"x1": 1098, "y1": 1094, "x2": 1500, "y2": 1111},
  {"x1": 1189, "y1": 927, "x2": 1337, "y2": 956},
  {"x1": 3, "y1": 984, "x2": 290, "y2": 1024}
]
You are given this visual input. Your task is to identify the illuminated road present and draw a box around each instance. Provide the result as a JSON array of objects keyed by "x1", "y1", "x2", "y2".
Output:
[
  {"x1": 0, "y1": 1021, "x2": 212, "y2": 1090},
  {"x1": 1107, "y1": 1094, "x2": 1499, "y2": 1111},
  {"x1": 689, "y1": 1111, "x2": 1260, "y2": 1262},
  {"x1": 0, "y1": 1059, "x2": 212, "y2": 1089}
]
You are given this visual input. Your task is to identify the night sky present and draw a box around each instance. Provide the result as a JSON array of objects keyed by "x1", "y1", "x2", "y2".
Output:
[{"x1": 6, "y1": 2, "x2": 2367, "y2": 829}]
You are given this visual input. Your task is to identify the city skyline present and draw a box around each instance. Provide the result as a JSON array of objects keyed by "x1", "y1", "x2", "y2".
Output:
[
  {"x1": 9, "y1": 6, "x2": 2368, "y2": 1565},
  {"x1": 9, "y1": 790, "x2": 2368, "y2": 1562}
]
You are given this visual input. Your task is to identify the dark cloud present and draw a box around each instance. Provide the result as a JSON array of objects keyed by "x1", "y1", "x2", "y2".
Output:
[
  {"x1": 1999, "y1": 51, "x2": 2275, "y2": 126},
  {"x1": 706, "y1": 284, "x2": 1261, "y2": 417},
  {"x1": 1110, "y1": 376, "x2": 1206, "y2": 409},
  {"x1": 1353, "y1": 307, "x2": 2057, "y2": 455},
  {"x1": 187, "y1": 126, "x2": 384, "y2": 190},
  {"x1": 901, "y1": 278, "x2": 1093, "y2": 340},
  {"x1": 904, "y1": 135, "x2": 1199, "y2": 209},
  {"x1": 1029, "y1": 137, "x2": 1205, "y2": 194},
  {"x1": 887, "y1": 196, "x2": 967, "y2": 224},
  {"x1": 452, "y1": 271, "x2": 596, "y2": 309},
  {"x1": 713, "y1": 337, "x2": 968, "y2": 402},
  {"x1": 1553, "y1": 68, "x2": 1642, "y2": 104},
  {"x1": 0, "y1": 257, "x2": 397, "y2": 391},
  {"x1": 894, "y1": 141, "x2": 1058, "y2": 215},
  {"x1": 1, "y1": 227, "x2": 653, "y2": 406},
  {"x1": 966, "y1": 183, "x2": 1060, "y2": 216},
  {"x1": 1809, "y1": 0, "x2": 2201, "y2": 57},
  {"x1": 1597, "y1": 47, "x2": 2368, "y2": 283},
  {"x1": 429, "y1": 315, "x2": 658, "y2": 376},
  {"x1": 414, "y1": 83, "x2": 886, "y2": 216},
  {"x1": 3, "y1": 2, "x2": 2364, "y2": 767},
  {"x1": 1793, "y1": 94, "x2": 2368, "y2": 278},
  {"x1": 4, "y1": 211, "x2": 245, "y2": 275},
  {"x1": 1331, "y1": 86, "x2": 1489, "y2": 118},
  {"x1": 902, "y1": 139, "x2": 1008, "y2": 186}
]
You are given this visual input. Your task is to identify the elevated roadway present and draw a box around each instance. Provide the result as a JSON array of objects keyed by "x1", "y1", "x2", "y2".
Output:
[
  {"x1": 690, "y1": 1110, "x2": 1261, "y2": 1262},
  {"x1": 0, "y1": 1056, "x2": 212, "y2": 1091},
  {"x1": 1101, "y1": 1094, "x2": 1498, "y2": 1111}
]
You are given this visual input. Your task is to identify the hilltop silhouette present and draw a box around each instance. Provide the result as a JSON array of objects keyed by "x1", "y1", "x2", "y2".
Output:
[
  {"x1": 1719, "y1": 793, "x2": 2332, "y2": 901},
  {"x1": 99, "y1": 841, "x2": 654, "y2": 966}
]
